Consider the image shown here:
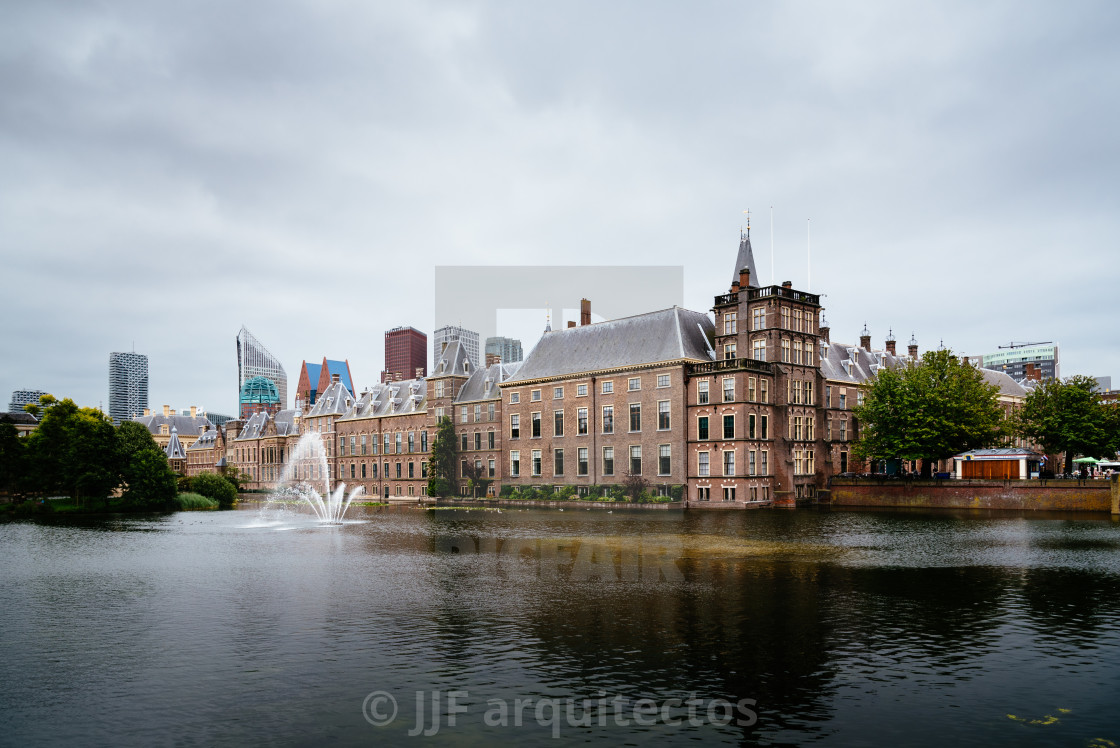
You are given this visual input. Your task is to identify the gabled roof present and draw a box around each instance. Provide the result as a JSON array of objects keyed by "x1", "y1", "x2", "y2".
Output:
[
  {"x1": 235, "y1": 409, "x2": 301, "y2": 440},
  {"x1": 165, "y1": 427, "x2": 187, "y2": 460},
  {"x1": 506, "y1": 306, "x2": 715, "y2": 384},
  {"x1": 731, "y1": 232, "x2": 760, "y2": 288},
  {"x1": 431, "y1": 340, "x2": 472, "y2": 378},
  {"x1": 306, "y1": 382, "x2": 354, "y2": 418},
  {"x1": 456, "y1": 361, "x2": 523, "y2": 403},
  {"x1": 134, "y1": 412, "x2": 214, "y2": 438},
  {"x1": 978, "y1": 368, "x2": 1028, "y2": 398},
  {"x1": 342, "y1": 378, "x2": 427, "y2": 420},
  {"x1": 186, "y1": 428, "x2": 222, "y2": 451}
]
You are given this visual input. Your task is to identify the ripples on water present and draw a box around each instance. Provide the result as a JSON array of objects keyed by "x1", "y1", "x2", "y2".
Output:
[{"x1": 1, "y1": 506, "x2": 1119, "y2": 746}]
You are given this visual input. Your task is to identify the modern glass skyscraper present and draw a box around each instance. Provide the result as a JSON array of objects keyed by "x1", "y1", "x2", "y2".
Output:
[
  {"x1": 433, "y1": 325, "x2": 479, "y2": 370},
  {"x1": 237, "y1": 326, "x2": 288, "y2": 410},
  {"x1": 108, "y1": 352, "x2": 149, "y2": 425},
  {"x1": 8, "y1": 389, "x2": 48, "y2": 415},
  {"x1": 484, "y1": 336, "x2": 523, "y2": 364}
]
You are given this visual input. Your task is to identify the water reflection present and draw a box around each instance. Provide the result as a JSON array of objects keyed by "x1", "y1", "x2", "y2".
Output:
[{"x1": 1, "y1": 507, "x2": 1119, "y2": 746}]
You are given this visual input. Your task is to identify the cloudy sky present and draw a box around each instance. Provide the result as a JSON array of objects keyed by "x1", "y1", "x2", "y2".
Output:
[{"x1": 3, "y1": 0, "x2": 1117, "y2": 416}]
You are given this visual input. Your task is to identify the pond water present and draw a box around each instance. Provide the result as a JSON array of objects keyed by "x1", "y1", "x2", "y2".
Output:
[{"x1": 2, "y1": 505, "x2": 1119, "y2": 746}]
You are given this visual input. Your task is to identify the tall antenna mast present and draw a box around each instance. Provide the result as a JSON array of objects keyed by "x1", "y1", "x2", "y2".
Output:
[
  {"x1": 807, "y1": 218, "x2": 811, "y2": 292},
  {"x1": 770, "y1": 205, "x2": 775, "y2": 285}
]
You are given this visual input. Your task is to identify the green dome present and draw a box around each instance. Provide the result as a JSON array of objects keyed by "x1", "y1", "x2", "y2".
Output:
[{"x1": 240, "y1": 376, "x2": 280, "y2": 405}]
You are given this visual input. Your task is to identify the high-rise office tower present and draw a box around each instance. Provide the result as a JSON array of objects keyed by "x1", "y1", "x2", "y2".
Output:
[
  {"x1": 237, "y1": 326, "x2": 288, "y2": 409},
  {"x1": 433, "y1": 325, "x2": 479, "y2": 369},
  {"x1": 484, "y1": 336, "x2": 523, "y2": 364},
  {"x1": 384, "y1": 326, "x2": 428, "y2": 381},
  {"x1": 108, "y1": 352, "x2": 149, "y2": 425},
  {"x1": 9, "y1": 389, "x2": 48, "y2": 415}
]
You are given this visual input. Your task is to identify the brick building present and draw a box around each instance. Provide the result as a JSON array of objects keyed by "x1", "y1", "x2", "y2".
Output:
[{"x1": 383, "y1": 327, "x2": 427, "y2": 382}]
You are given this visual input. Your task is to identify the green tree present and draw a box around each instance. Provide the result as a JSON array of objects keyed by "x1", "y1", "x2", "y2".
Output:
[
  {"x1": 427, "y1": 416, "x2": 457, "y2": 498},
  {"x1": 117, "y1": 421, "x2": 177, "y2": 509},
  {"x1": 854, "y1": 349, "x2": 1004, "y2": 478},
  {"x1": 24, "y1": 398, "x2": 121, "y2": 505},
  {"x1": 1016, "y1": 375, "x2": 1120, "y2": 475},
  {"x1": 191, "y1": 472, "x2": 238, "y2": 509},
  {"x1": 0, "y1": 418, "x2": 25, "y2": 496},
  {"x1": 462, "y1": 459, "x2": 492, "y2": 498}
]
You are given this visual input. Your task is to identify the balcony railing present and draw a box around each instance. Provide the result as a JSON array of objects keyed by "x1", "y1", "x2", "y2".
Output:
[
  {"x1": 746, "y1": 285, "x2": 820, "y2": 305},
  {"x1": 714, "y1": 292, "x2": 738, "y2": 306},
  {"x1": 689, "y1": 357, "x2": 774, "y2": 376}
]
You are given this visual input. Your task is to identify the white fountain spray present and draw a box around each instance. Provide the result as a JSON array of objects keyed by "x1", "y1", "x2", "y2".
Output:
[{"x1": 270, "y1": 432, "x2": 363, "y2": 524}]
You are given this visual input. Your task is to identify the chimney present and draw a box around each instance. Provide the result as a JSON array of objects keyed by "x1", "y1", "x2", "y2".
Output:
[
  {"x1": 819, "y1": 323, "x2": 830, "y2": 345},
  {"x1": 908, "y1": 334, "x2": 919, "y2": 359},
  {"x1": 415, "y1": 367, "x2": 425, "y2": 378},
  {"x1": 580, "y1": 298, "x2": 591, "y2": 326},
  {"x1": 739, "y1": 267, "x2": 750, "y2": 290},
  {"x1": 1025, "y1": 362, "x2": 1041, "y2": 381},
  {"x1": 190, "y1": 406, "x2": 197, "y2": 418},
  {"x1": 332, "y1": 373, "x2": 340, "y2": 384},
  {"x1": 567, "y1": 320, "x2": 576, "y2": 328},
  {"x1": 394, "y1": 372, "x2": 402, "y2": 381},
  {"x1": 162, "y1": 405, "x2": 170, "y2": 417},
  {"x1": 486, "y1": 353, "x2": 500, "y2": 367},
  {"x1": 144, "y1": 408, "x2": 151, "y2": 417},
  {"x1": 860, "y1": 324, "x2": 871, "y2": 352},
  {"x1": 885, "y1": 329, "x2": 897, "y2": 356},
  {"x1": 731, "y1": 280, "x2": 740, "y2": 293},
  {"x1": 782, "y1": 280, "x2": 793, "y2": 289}
]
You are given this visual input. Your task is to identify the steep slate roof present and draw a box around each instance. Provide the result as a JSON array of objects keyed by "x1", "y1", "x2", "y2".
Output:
[
  {"x1": 431, "y1": 340, "x2": 472, "y2": 378},
  {"x1": 456, "y1": 361, "x2": 523, "y2": 402},
  {"x1": 302, "y1": 361, "x2": 323, "y2": 401},
  {"x1": 343, "y1": 378, "x2": 428, "y2": 419},
  {"x1": 506, "y1": 306, "x2": 715, "y2": 384},
  {"x1": 187, "y1": 427, "x2": 221, "y2": 451},
  {"x1": 134, "y1": 412, "x2": 214, "y2": 438},
  {"x1": 236, "y1": 409, "x2": 302, "y2": 440},
  {"x1": 306, "y1": 382, "x2": 354, "y2": 418},
  {"x1": 731, "y1": 232, "x2": 760, "y2": 288},
  {"x1": 165, "y1": 427, "x2": 187, "y2": 460},
  {"x1": 979, "y1": 368, "x2": 1029, "y2": 398}
]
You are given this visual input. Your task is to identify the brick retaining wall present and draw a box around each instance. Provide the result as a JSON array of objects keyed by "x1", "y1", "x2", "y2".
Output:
[{"x1": 829, "y1": 477, "x2": 1118, "y2": 513}]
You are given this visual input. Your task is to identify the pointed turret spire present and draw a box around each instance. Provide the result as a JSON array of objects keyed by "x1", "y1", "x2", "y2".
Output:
[{"x1": 731, "y1": 230, "x2": 760, "y2": 290}]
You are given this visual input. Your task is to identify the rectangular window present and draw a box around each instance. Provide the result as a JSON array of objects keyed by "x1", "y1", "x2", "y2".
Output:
[
  {"x1": 408, "y1": 432, "x2": 415, "y2": 453},
  {"x1": 577, "y1": 407, "x2": 588, "y2": 435},
  {"x1": 749, "y1": 414, "x2": 756, "y2": 439},
  {"x1": 794, "y1": 340, "x2": 803, "y2": 365},
  {"x1": 531, "y1": 412, "x2": 541, "y2": 438},
  {"x1": 474, "y1": 404, "x2": 481, "y2": 422},
  {"x1": 510, "y1": 392, "x2": 520, "y2": 404},
  {"x1": 752, "y1": 308, "x2": 765, "y2": 331},
  {"x1": 629, "y1": 403, "x2": 641, "y2": 432},
  {"x1": 749, "y1": 450, "x2": 756, "y2": 476},
  {"x1": 554, "y1": 386, "x2": 564, "y2": 399},
  {"x1": 752, "y1": 339, "x2": 766, "y2": 362},
  {"x1": 554, "y1": 410, "x2": 564, "y2": 437},
  {"x1": 488, "y1": 431, "x2": 495, "y2": 449},
  {"x1": 339, "y1": 436, "x2": 346, "y2": 456},
  {"x1": 781, "y1": 306, "x2": 790, "y2": 329},
  {"x1": 698, "y1": 416, "x2": 709, "y2": 440},
  {"x1": 510, "y1": 450, "x2": 520, "y2": 477},
  {"x1": 602, "y1": 405, "x2": 614, "y2": 434},
  {"x1": 361, "y1": 434, "x2": 367, "y2": 455},
  {"x1": 474, "y1": 432, "x2": 481, "y2": 450},
  {"x1": 724, "y1": 343, "x2": 737, "y2": 360},
  {"x1": 698, "y1": 452, "x2": 710, "y2": 476},
  {"x1": 657, "y1": 400, "x2": 670, "y2": 430},
  {"x1": 531, "y1": 449, "x2": 542, "y2": 476},
  {"x1": 761, "y1": 415, "x2": 768, "y2": 439},
  {"x1": 723, "y1": 377, "x2": 734, "y2": 402},
  {"x1": 531, "y1": 389, "x2": 541, "y2": 402},
  {"x1": 384, "y1": 462, "x2": 389, "y2": 478},
  {"x1": 760, "y1": 450, "x2": 768, "y2": 475},
  {"x1": 723, "y1": 450, "x2": 735, "y2": 476},
  {"x1": 602, "y1": 381, "x2": 613, "y2": 394},
  {"x1": 578, "y1": 447, "x2": 588, "y2": 476},
  {"x1": 510, "y1": 414, "x2": 520, "y2": 439},
  {"x1": 421, "y1": 461, "x2": 428, "y2": 478},
  {"x1": 602, "y1": 447, "x2": 614, "y2": 476},
  {"x1": 826, "y1": 385, "x2": 832, "y2": 408},
  {"x1": 629, "y1": 446, "x2": 642, "y2": 475},
  {"x1": 724, "y1": 312, "x2": 737, "y2": 335},
  {"x1": 723, "y1": 414, "x2": 735, "y2": 439},
  {"x1": 576, "y1": 384, "x2": 588, "y2": 397},
  {"x1": 628, "y1": 377, "x2": 641, "y2": 391},
  {"x1": 840, "y1": 420, "x2": 847, "y2": 441},
  {"x1": 806, "y1": 340, "x2": 814, "y2": 366},
  {"x1": 760, "y1": 380, "x2": 769, "y2": 404},
  {"x1": 554, "y1": 448, "x2": 564, "y2": 476},
  {"x1": 461, "y1": 433, "x2": 468, "y2": 451},
  {"x1": 395, "y1": 433, "x2": 402, "y2": 454},
  {"x1": 657, "y1": 374, "x2": 670, "y2": 388},
  {"x1": 697, "y1": 380, "x2": 709, "y2": 404},
  {"x1": 421, "y1": 431, "x2": 428, "y2": 452},
  {"x1": 460, "y1": 406, "x2": 468, "y2": 424},
  {"x1": 350, "y1": 436, "x2": 356, "y2": 455},
  {"x1": 461, "y1": 459, "x2": 468, "y2": 478},
  {"x1": 839, "y1": 393, "x2": 847, "y2": 409},
  {"x1": 350, "y1": 463, "x2": 355, "y2": 479},
  {"x1": 372, "y1": 436, "x2": 379, "y2": 456},
  {"x1": 396, "y1": 463, "x2": 402, "y2": 478},
  {"x1": 659, "y1": 444, "x2": 671, "y2": 475},
  {"x1": 361, "y1": 462, "x2": 367, "y2": 479},
  {"x1": 781, "y1": 338, "x2": 791, "y2": 363},
  {"x1": 488, "y1": 459, "x2": 495, "y2": 478},
  {"x1": 488, "y1": 403, "x2": 495, "y2": 421},
  {"x1": 408, "y1": 462, "x2": 415, "y2": 478}
]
